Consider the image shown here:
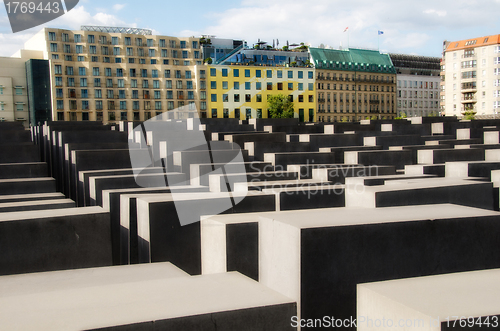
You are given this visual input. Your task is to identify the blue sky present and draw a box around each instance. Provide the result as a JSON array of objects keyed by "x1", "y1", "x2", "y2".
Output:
[{"x1": 1, "y1": 0, "x2": 500, "y2": 58}]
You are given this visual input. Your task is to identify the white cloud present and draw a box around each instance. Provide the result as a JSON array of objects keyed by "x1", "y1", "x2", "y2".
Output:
[
  {"x1": 0, "y1": 5, "x2": 136, "y2": 56},
  {"x1": 113, "y1": 4, "x2": 126, "y2": 11},
  {"x1": 202, "y1": 0, "x2": 500, "y2": 56},
  {"x1": 424, "y1": 9, "x2": 447, "y2": 17}
]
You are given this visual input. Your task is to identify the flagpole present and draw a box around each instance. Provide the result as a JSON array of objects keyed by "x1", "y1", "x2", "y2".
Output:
[{"x1": 348, "y1": 29, "x2": 350, "y2": 49}]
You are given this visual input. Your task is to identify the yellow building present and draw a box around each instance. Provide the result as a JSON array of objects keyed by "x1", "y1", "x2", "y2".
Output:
[{"x1": 207, "y1": 65, "x2": 316, "y2": 121}]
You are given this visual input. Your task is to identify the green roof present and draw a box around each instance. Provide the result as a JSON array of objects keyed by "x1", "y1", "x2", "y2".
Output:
[{"x1": 309, "y1": 47, "x2": 396, "y2": 74}]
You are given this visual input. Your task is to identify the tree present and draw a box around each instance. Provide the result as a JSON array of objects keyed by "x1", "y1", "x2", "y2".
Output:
[
  {"x1": 267, "y1": 94, "x2": 295, "y2": 119},
  {"x1": 463, "y1": 110, "x2": 476, "y2": 120},
  {"x1": 203, "y1": 57, "x2": 212, "y2": 64}
]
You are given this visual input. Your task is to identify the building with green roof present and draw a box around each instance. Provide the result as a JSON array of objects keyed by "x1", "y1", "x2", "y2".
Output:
[{"x1": 309, "y1": 48, "x2": 397, "y2": 122}]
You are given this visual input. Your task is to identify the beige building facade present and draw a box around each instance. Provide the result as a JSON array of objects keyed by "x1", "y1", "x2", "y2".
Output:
[
  {"x1": 441, "y1": 35, "x2": 500, "y2": 117},
  {"x1": 23, "y1": 27, "x2": 205, "y2": 123}
]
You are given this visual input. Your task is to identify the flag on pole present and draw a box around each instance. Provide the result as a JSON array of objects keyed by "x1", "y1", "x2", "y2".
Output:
[
  {"x1": 343, "y1": 27, "x2": 349, "y2": 33},
  {"x1": 378, "y1": 30, "x2": 384, "y2": 35}
]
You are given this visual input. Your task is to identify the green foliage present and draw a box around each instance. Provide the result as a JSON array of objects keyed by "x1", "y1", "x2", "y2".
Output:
[
  {"x1": 267, "y1": 94, "x2": 295, "y2": 119},
  {"x1": 282, "y1": 46, "x2": 289, "y2": 51},
  {"x1": 370, "y1": 116, "x2": 378, "y2": 120},
  {"x1": 463, "y1": 110, "x2": 476, "y2": 120},
  {"x1": 203, "y1": 57, "x2": 212, "y2": 64}
]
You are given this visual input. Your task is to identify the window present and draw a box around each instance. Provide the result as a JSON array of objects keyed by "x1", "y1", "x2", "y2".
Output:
[
  {"x1": 176, "y1": 81, "x2": 183, "y2": 89},
  {"x1": 245, "y1": 94, "x2": 251, "y2": 102},
  {"x1": 298, "y1": 83, "x2": 303, "y2": 91},
  {"x1": 116, "y1": 69, "x2": 123, "y2": 77},
  {"x1": 155, "y1": 101, "x2": 162, "y2": 110},
  {"x1": 143, "y1": 80, "x2": 149, "y2": 88},
  {"x1": 308, "y1": 83, "x2": 314, "y2": 91},
  {"x1": 50, "y1": 43, "x2": 58, "y2": 52},
  {"x1": 166, "y1": 91, "x2": 173, "y2": 99},
  {"x1": 245, "y1": 82, "x2": 251, "y2": 90},
  {"x1": 211, "y1": 81, "x2": 217, "y2": 89},
  {"x1": 245, "y1": 69, "x2": 250, "y2": 77},
  {"x1": 87, "y1": 35, "x2": 95, "y2": 43},
  {"x1": 234, "y1": 94, "x2": 240, "y2": 102},
  {"x1": 211, "y1": 94, "x2": 217, "y2": 102},
  {"x1": 308, "y1": 71, "x2": 313, "y2": 79},
  {"x1": 256, "y1": 94, "x2": 262, "y2": 102},
  {"x1": 267, "y1": 82, "x2": 272, "y2": 90},
  {"x1": 277, "y1": 82, "x2": 283, "y2": 90},
  {"x1": 267, "y1": 70, "x2": 272, "y2": 78},
  {"x1": 234, "y1": 82, "x2": 240, "y2": 90},
  {"x1": 256, "y1": 82, "x2": 262, "y2": 90},
  {"x1": 233, "y1": 69, "x2": 239, "y2": 77},
  {"x1": 186, "y1": 81, "x2": 193, "y2": 89},
  {"x1": 288, "y1": 71, "x2": 293, "y2": 79},
  {"x1": 256, "y1": 70, "x2": 261, "y2": 78}
]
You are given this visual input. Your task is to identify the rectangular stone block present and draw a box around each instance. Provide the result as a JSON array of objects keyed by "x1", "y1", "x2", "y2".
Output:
[
  {"x1": 312, "y1": 165, "x2": 396, "y2": 184},
  {"x1": 345, "y1": 178, "x2": 494, "y2": 210},
  {"x1": 358, "y1": 269, "x2": 500, "y2": 331},
  {"x1": 0, "y1": 177, "x2": 56, "y2": 196},
  {"x1": 0, "y1": 162, "x2": 48, "y2": 179},
  {"x1": 264, "y1": 152, "x2": 336, "y2": 168},
  {"x1": 418, "y1": 148, "x2": 485, "y2": 164},
  {"x1": 0, "y1": 199, "x2": 75, "y2": 212},
  {"x1": 190, "y1": 161, "x2": 273, "y2": 186},
  {"x1": 0, "y1": 271, "x2": 296, "y2": 331},
  {"x1": 136, "y1": 191, "x2": 275, "y2": 274},
  {"x1": 88, "y1": 172, "x2": 186, "y2": 206},
  {"x1": 102, "y1": 185, "x2": 208, "y2": 265},
  {"x1": 0, "y1": 207, "x2": 111, "y2": 275},
  {"x1": 257, "y1": 205, "x2": 500, "y2": 327},
  {"x1": 345, "y1": 150, "x2": 413, "y2": 170}
]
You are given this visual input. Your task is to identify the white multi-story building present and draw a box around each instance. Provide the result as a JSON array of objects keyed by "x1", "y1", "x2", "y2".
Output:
[
  {"x1": 390, "y1": 54, "x2": 441, "y2": 118},
  {"x1": 0, "y1": 50, "x2": 44, "y2": 127},
  {"x1": 441, "y1": 35, "x2": 500, "y2": 117}
]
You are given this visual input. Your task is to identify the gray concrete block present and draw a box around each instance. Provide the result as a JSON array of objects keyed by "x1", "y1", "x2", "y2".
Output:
[
  {"x1": 0, "y1": 177, "x2": 56, "y2": 195},
  {"x1": 345, "y1": 150, "x2": 413, "y2": 170},
  {"x1": 418, "y1": 148, "x2": 485, "y2": 164},
  {"x1": 358, "y1": 269, "x2": 500, "y2": 331},
  {"x1": 264, "y1": 152, "x2": 337, "y2": 168},
  {"x1": 257, "y1": 205, "x2": 500, "y2": 327},
  {"x1": 0, "y1": 271, "x2": 296, "y2": 331},
  {"x1": 0, "y1": 207, "x2": 111, "y2": 275},
  {"x1": 0, "y1": 199, "x2": 75, "y2": 213},
  {"x1": 136, "y1": 191, "x2": 276, "y2": 274},
  {"x1": 346, "y1": 178, "x2": 494, "y2": 210},
  {"x1": 0, "y1": 162, "x2": 48, "y2": 179}
]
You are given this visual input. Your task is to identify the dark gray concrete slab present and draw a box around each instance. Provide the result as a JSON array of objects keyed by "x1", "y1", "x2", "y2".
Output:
[
  {"x1": 0, "y1": 145, "x2": 40, "y2": 163},
  {"x1": 264, "y1": 152, "x2": 337, "y2": 168},
  {"x1": 0, "y1": 207, "x2": 111, "y2": 275},
  {"x1": 0, "y1": 162, "x2": 48, "y2": 179},
  {"x1": 0, "y1": 177, "x2": 56, "y2": 195},
  {"x1": 0, "y1": 199, "x2": 75, "y2": 213},
  {"x1": 136, "y1": 191, "x2": 276, "y2": 274},
  {"x1": 345, "y1": 150, "x2": 414, "y2": 170}
]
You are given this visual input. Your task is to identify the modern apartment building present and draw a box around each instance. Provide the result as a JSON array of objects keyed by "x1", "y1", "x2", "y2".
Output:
[
  {"x1": 0, "y1": 50, "x2": 45, "y2": 127},
  {"x1": 441, "y1": 34, "x2": 500, "y2": 117},
  {"x1": 309, "y1": 48, "x2": 397, "y2": 122},
  {"x1": 389, "y1": 54, "x2": 441, "y2": 118},
  {"x1": 207, "y1": 64, "x2": 316, "y2": 121},
  {"x1": 22, "y1": 26, "x2": 205, "y2": 123}
]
